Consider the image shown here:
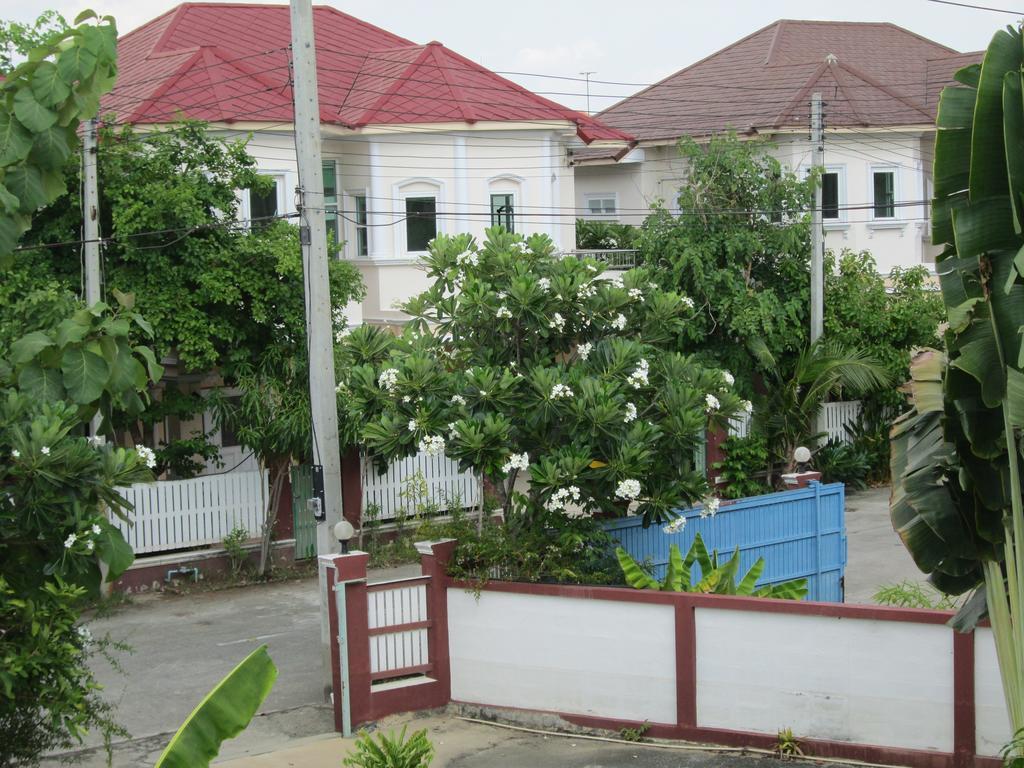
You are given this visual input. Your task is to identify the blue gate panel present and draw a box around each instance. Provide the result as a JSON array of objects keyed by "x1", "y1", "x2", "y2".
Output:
[{"x1": 603, "y1": 482, "x2": 847, "y2": 603}]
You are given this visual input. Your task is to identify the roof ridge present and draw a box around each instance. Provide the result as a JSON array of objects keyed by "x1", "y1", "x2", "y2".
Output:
[
  {"x1": 834, "y1": 59, "x2": 933, "y2": 120},
  {"x1": 771, "y1": 61, "x2": 828, "y2": 129},
  {"x1": 148, "y1": 3, "x2": 190, "y2": 55},
  {"x1": 125, "y1": 47, "x2": 204, "y2": 123},
  {"x1": 200, "y1": 47, "x2": 232, "y2": 121},
  {"x1": 357, "y1": 45, "x2": 436, "y2": 126},
  {"x1": 429, "y1": 44, "x2": 476, "y2": 123},
  {"x1": 828, "y1": 62, "x2": 867, "y2": 126}
]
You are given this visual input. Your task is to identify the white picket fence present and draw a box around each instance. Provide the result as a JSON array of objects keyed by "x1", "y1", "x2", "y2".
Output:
[
  {"x1": 367, "y1": 576, "x2": 432, "y2": 682},
  {"x1": 362, "y1": 451, "x2": 480, "y2": 522},
  {"x1": 727, "y1": 400, "x2": 863, "y2": 444},
  {"x1": 113, "y1": 470, "x2": 267, "y2": 555}
]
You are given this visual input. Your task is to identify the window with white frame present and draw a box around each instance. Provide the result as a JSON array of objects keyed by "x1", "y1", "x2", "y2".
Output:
[
  {"x1": 584, "y1": 193, "x2": 617, "y2": 218},
  {"x1": 347, "y1": 191, "x2": 369, "y2": 258},
  {"x1": 248, "y1": 174, "x2": 284, "y2": 228},
  {"x1": 490, "y1": 192, "x2": 514, "y2": 232},
  {"x1": 821, "y1": 171, "x2": 840, "y2": 220},
  {"x1": 872, "y1": 167, "x2": 897, "y2": 219},
  {"x1": 323, "y1": 160, "x2": 339, "y2": 247},
  {"x1": 405, "y1": 196, "x2": 437, "y2": 252}
]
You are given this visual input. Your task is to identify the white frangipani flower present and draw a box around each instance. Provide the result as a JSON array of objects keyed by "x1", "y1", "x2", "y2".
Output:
[
  {"x1": 378, "y1": 368, "x2": 399, "y2": 392},
  {"x1": 615, "y1": 479, "x2": 641, "y2": 501},
  {"x1": 135, "y1": 446, "x2": 157, "y2": 469},
  {"x1": 87, "y1": 436, "x2": 104, "y2": 447},
  {"x1": 721, "y1": 371, "x2": 735, "y2": 387},
  {"x1": 418, "y1": 435, "x2": 446, "y2": 457},
  {"x1": 40, "y1": 446, "x2": 50, "y2": 456},
  {"x1": 496, "y1": 306, "x2": 512, "y2": 319},
  {"x1": 743, "y1": 399, "x2": 753, "y2": 414},
  {"x1": 501, "y1": 452, "x2": 530, "y2": 474},
  {"x1": 663, "y1": 516, "x2": 687, "y2": 535},
  {"x1": 456, "y1": 251, "x2": 479, "y2": 267},
  {"x1": 577, "y1": 282, "x2": 597, "y2": 299},
  {"x1": 538, "y1": 277, "x2": 551, "y2": 291},
  {"x1": 549, "y1": 313, "x2": 566, "y2": 332},
  {"x1": 628, "y1": 288, "x2": 644, "y2": 302},
  {"x1": 624, "y1": 402, "x2": 637, "y2": 423},
  {"x1": 627, "y1": 359, "x2": 649, "y2": 389},
  {"x1": 705, "y1": 393, "x2": 721, "y2": 413},
  {"x1": 577, "y1": 342, "x2": 593, "y2": 360},
  {"x1": 84, "y1": 539, "x2": 95, "y2": 552},
  {"x1": 11, "y1": 449, "x2": 20, "y2": 459},
  {"x1": 611, "y1": 314, "x2": 627, "y2": 331},
  {"x1": 545, "y1": 485, "x2": 582, "y2": 513},
  {"x1": 64, "y1": 533, "x2": 76, "y2": 549},
  {"x1": 701, "y1": 496, "x2": 721, "y2": 519},
  {"x1": 550, "y1": 383, "x2": 574, "y2": 399},
  {"x1": 450, "y1": 394, "x2": 466, "y2": 406},
  {"x1": 681, "y1": 296, "x2": 695, "y2": 310},
  {"x1": 91, "y1": 524, "x2": 102, "y2": 535},
  {"x1": 407, "y1": 419, "x2": 418, "y2": 433}
]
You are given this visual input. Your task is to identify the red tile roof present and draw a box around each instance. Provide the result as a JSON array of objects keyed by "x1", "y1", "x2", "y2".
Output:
[
  {"x1": 594, "y1": 19, "x2": 982, "y2": 144},
  {"x1": 104, "y1": 2, "x2": 630, "y2": 144}
]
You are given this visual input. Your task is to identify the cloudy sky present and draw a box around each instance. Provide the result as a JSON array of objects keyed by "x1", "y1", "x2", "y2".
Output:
[{"x1": 1, "y1": 0, "x2": 1020, "y2": 111}]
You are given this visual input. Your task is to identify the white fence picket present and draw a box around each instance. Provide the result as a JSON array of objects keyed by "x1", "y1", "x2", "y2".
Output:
[
  {"x1": 113, "y1": 470, "x2": 267, "y2": 555},
  {"x1": 367, "y1": 578, "x2": 430, "y2": 679},
  {"x1": 727, "y1": 402, "x2": 862, "y2": 444},
  {"x1": 362, "y1": 451, "x2": 479, "y2": 521}
]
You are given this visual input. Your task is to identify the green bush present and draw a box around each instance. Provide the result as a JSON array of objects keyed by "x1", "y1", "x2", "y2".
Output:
[
  {"x1": 222, "y1": 526, "x2": 250, "y2": 578},
  {"x1": 713, "y1": 435, "x2": 770, "y2": 499},
  {"x1": 343, "y1": 726, "x2": 434, "y2": 768},
  {"x1": 575, "y1": 219, "x2": 639, "y2": 250},
  {"x1": 812, "y1": 440, "x2": 872, "y2": 490}
]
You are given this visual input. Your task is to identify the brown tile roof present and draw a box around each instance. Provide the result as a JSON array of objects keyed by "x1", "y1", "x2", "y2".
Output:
[{"x1": 595, "y1": 19, "x2": 982, "y2": 144}]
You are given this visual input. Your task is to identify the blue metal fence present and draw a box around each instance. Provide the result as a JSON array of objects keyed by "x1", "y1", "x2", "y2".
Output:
[{"x1": 602, "y1": 482, "x2": 846, "y2": 602}]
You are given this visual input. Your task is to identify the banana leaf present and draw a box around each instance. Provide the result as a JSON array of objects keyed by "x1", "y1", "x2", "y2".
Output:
[{"x1": 154, "y1": 645, "x2": 278, "y2": 768}]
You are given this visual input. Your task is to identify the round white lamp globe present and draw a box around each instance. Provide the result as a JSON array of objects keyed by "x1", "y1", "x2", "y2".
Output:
[{"x1": 793, "y1": 446, "x2": 812, "y2": 464}]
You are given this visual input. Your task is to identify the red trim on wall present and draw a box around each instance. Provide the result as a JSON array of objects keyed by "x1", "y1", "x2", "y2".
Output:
[
  {"x1": 322, "y1": 559, "x2": 344, "y2": 734},
  {"x1": 448, "y1": 578, "x2": 955, "y2": 625},
  {"x1": 705, "y1": 426, "x2": 728, "y2": 485},
  {"x1": 675, "y1": 604, "x2": 696, "y2": 728},
  {"x1": 340, "y1": 447, "x2": 362, "y2": 528},
  {"x1": 953, "y1": 631, "x2": 976, "y2": 768}
]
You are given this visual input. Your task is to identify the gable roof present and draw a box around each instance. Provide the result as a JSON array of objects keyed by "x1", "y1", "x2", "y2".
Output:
[
  {"x1": 594, "y1": 19, "x2": 982, "y2": 144},
  {"x1": 104, "y1": 2, "x2": 630, "y2": 144}
]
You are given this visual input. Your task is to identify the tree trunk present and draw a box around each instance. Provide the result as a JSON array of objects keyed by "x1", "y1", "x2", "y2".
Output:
[{"x1": 258, "y1": 459, "x2": 287, "y2": 577}]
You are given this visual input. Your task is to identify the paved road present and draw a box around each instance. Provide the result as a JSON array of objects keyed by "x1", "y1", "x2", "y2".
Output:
[{"x1": 843, "y1": 485, "x2": 927, "y2": 604}]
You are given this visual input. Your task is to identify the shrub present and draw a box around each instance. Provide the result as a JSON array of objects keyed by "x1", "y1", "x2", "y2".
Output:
[
  {"x1": 575, "y1": 219, "x2": 639, "y2": 250},
  {"x1": 222, "y1": 525, "x2": 250, "y2": 578},
  {"x1": 813, "y1": 440, "x2": 871, "y2": 490},
  {"x1": 343, "y1": 726, "x2": 434, "y2": 768},
  {"x1": 713, "y1": 435, "x2": 770, "y2": 499}
]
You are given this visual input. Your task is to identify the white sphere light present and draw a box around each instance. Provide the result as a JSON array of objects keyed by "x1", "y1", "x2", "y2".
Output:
[
  {"x1": 793, "y1": 446, "x2": 812, "y2": 464},
  {"x1": 334, "y1": 519, "x2": 355, "y2": 542}
]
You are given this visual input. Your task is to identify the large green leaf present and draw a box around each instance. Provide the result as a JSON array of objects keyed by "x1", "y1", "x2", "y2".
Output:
[
  {"x1": 10, "y1": 330, "x2": 54, "y2": 364},
  {"x1": 29, "y1": 125, "x2": 72, "y2": 170},
  {"x1": 970, "y1": 26, "x2": 1021, "y2": 200},
  {"x1": 17, "y1": 363, "x2": 65, "y2": 402},
  {"x1": 615, "y1": 547, "x2": 661, "y2": 590},
  {"x1": 95, "y1": 521, "x2": 135, "y2": 581},
  {"x1": 1003, "y1": 71, "x2": 1024, "y2": 232},
  {"x1": 5, "y1": 165, "x2": 47, "y2": 213},
  {"x1": 0, "y1": 111, "x2": 33, "y2": 166},
  {"x1": 154, "y1": 646, "x2": 278, "y2": 768},
  {"x1": 12, "y1": 89, "x2": 58, "y2": 133},
  {"x1": 30, "y1": 61, "x2": 72, "y2": 107},
  {"x1": 60, "y1": 347, "x2": 109, "y2": 404}
]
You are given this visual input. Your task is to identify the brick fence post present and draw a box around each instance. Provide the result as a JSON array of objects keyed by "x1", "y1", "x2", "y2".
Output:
[
  {"x1": 417, "y1": 539, "x2": 457, "y2": 702},
  {"x1": 320, "y1": 551, "x2": 369, "y2": 735}
]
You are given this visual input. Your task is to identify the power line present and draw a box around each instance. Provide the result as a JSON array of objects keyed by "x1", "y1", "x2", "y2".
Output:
[{"x1": 923, "y1": 0, "x2": 1024, "y2": 13}]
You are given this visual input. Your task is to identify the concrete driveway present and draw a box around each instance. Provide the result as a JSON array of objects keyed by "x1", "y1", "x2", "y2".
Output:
[{"x1": 843, "y1": 485, "x2": 929, "y2": 604}]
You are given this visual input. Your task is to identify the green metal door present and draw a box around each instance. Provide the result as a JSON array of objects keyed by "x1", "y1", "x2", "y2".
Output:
[{"x1": 291, "y1": 465, "x2": 317, "y2": 560}]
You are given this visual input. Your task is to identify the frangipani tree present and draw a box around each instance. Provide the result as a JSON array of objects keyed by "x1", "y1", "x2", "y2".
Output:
[
  {"x1": 890, "y1": 25, "x2": 1024, "y2": 745},
  {"x1": 341, "y1": 228, "x2": 746, "y2": 529}
]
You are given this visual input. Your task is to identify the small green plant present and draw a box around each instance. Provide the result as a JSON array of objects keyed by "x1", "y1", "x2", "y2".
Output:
[
  {"x1": 343, "y1": 726, "x2": 435, "y2": 768},
  {"x1": 222, "y1": 526, "x2": 250, "y2": 578},
  {"x1": 616, "y1": 534, "x2": 808, "y2": 599},
  {"x1": 1002, "y1": 728, "x2": 1024, "y2": 768},
  {"x1": 813, "y1": 440, "x2": 872, "y2": 490},
  {"x1": 713, "y1": 434, "x2": 770, "y2": 499},
  {"x1": 619, "y1": 721, "x2": 650, "y2": 742},
  {"x1": 775, "y1": 727, "x2": 803, "y2": 758},
  {"x1": 873, "y1": 581, "x2": 959, "y2": 610}
]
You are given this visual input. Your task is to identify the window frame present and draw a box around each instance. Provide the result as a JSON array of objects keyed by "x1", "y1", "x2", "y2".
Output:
[
  {"x1": 821, "y1": 165, "x2": 846, "y2": 223},
  {"x1": 404, "y1": 195, "x2": 438, "y2": 254},
  {"x1": 345, "y1": 188, "x2": 370, "y2": 259},
  {"x1": 870, "y1": 166, "x2": 898, "y2": 220},
  {"x1": 583, "y1": 192, "x2": 618, "y2": 220},
  {"x1": 245, "y1": 172, "x2": 286, "y2": 228},
  {"x1": 322, "y1": 159, "x2": 340, "y2": 248},
  {"x1": 490, "y1": 192, "x2": 515, "y2": 233}
]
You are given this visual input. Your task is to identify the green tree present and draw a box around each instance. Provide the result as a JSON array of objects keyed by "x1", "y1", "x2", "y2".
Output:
[
  {"x1": 342, "y1": 228, "x2": 745, "y2": 530},
  {"x1": 0, "y1": 10, "x2": 69, "y2": 72},
  {"x1": 0, "y1": 12, "x2": 168, "y2": 763},
  {"x1": 639, "y1": 132, "x2": 815, "y2": 386},
  {"x1": 20, "y1": 121, "x2": 365, "y2": 379},
  {"x1": 889, "y1": 25, "x2": 1024, "y2": 748}
]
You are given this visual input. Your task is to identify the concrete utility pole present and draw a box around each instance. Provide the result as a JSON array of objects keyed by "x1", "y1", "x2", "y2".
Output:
[
  {"x1": 82, "y1": 117, "x2": 103, "y2": 438},
  {"x1": 289, "y1": 0, "x2": 344, "y2": 555},
  {"x1": 580, "y1": 71, "x2": 595, "y2": 115},
  {"x1": 810, "y1": 92, "x2": 825, "y2": 345}
]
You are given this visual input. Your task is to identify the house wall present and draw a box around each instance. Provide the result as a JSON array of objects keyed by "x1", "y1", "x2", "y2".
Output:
[
  {"x1": 574, "y1": 130, "x2": 938, "y2": 274},
  {"x1": 223, "y1": 127, "x2": 576, "y2": 326}
]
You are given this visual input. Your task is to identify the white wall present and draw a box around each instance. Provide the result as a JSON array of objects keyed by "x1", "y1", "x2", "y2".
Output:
[
  {"x1": 976, "y1": 627, "x2": 1013, "y2": 757},
  {"x1": 574, "y1": 130, "x2": 937, "y2": 274},
  {"x1": 695, "y1": 609, "x2": 954, "y2": 752},
  {"x1": 448, "y1": 589, "x2": 677, "y2": 723}
]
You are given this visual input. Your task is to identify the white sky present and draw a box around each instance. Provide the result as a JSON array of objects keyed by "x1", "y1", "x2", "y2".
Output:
[{"x1": 0, "y1": 0, "x2": 1020, "y2": 111}]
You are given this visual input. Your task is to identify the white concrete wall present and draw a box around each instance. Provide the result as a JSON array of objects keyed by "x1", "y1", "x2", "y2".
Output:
[
  {"x1": 976, "y1": 627, "x2": 1013, "y2": 757},
  {"x1": 447, "y1": 589, "x2": 677, "y2": 723},
  {"x1": 574, "y1": 130, "x2": 937, "y2": 273},
  {"x1": 695, "y1": 609, "x2": 954, "y2": 752}
]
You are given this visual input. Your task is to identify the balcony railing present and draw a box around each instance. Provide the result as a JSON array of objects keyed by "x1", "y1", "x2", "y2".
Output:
[{"x1": 560, "y1": 249, "x2": 639, "y2": 271}]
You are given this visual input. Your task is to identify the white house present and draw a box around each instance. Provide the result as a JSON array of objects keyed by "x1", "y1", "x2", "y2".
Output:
[
  {"x1": 106, "y1": 2, "x2": 631, "y2": 326},
  {"x1": 573, "y1": 20, "x2": 982, "y2": 274}
]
